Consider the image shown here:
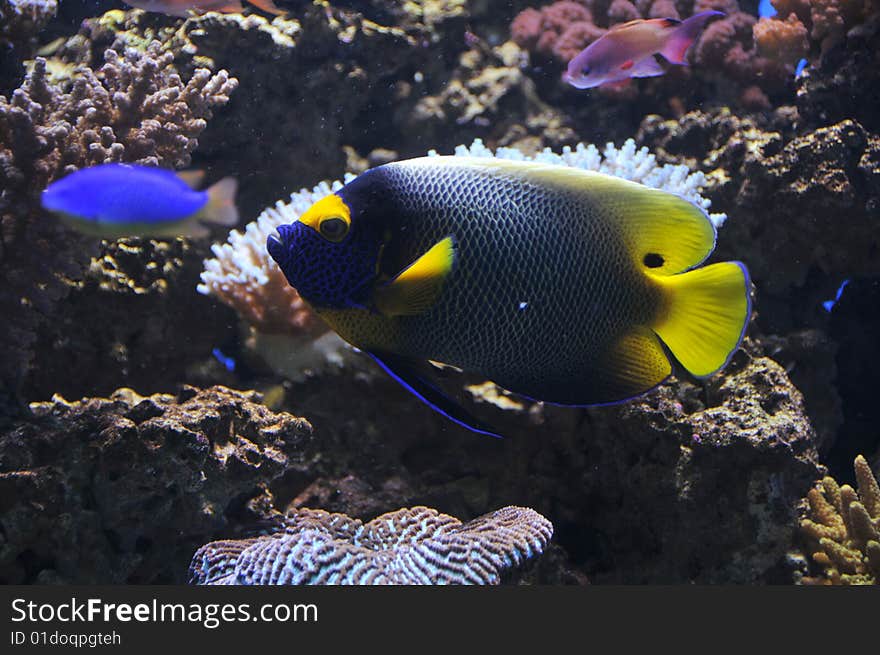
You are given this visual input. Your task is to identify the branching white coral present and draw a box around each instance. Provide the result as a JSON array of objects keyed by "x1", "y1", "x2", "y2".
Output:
[
  {"x1": 196, "y1": 184, "x2": 346, "y2": 336},
  {"x1": 197, "y1": 178, "x2": 354, "y2": 315}
]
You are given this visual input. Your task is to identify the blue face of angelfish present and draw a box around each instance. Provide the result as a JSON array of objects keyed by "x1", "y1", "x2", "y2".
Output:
[{"x1": 267, "y1": 221, "x2": 379, "y2": 310}]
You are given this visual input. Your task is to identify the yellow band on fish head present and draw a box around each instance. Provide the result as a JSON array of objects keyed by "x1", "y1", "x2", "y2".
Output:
[{"x1": 299, "y1": 193, "x2": 351, "y2": 243}]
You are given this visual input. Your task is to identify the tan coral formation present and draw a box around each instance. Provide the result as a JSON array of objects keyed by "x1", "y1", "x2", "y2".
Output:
[
  {"x1": 768, "y1": 0, "x2": 880, "y2": 52},
  {"x1": 408, "y1": 36, "x2": 576, "y2": 150},
  {"x1": 0, "y1": 0, "x2": 58, "y2": 79},
  {"x1": 1, "y1": 41, "x2": 237, "y2": 184},
  {"x1": 413, "y1": 40, "x2": 531, "y2": 126},
  {"x1": 800, "y1": 455, "x2": 880, "y2": 584},
  {"x1": 754, "y1": 14, "x2": 810, "y2": 64},
  {"x1": 0, "y1": 0, "x2": 57, "y2": 42}
]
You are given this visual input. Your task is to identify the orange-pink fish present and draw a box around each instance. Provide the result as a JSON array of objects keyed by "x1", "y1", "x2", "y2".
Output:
[
  {"x1": 122, "y1": 0, "x2": 286, "y2": 17},
  {"x1": 563, "y1": 10, "x2": 723, "y2": 89}
]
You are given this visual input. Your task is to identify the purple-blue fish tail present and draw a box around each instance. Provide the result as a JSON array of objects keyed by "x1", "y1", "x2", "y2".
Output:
[{"x1": 660, "y1": 10, "x2": 724, "y2": 65}]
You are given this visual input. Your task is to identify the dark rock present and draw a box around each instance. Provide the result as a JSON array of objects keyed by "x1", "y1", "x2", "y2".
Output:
[
  {"x1": 271, "y1": 350, "x2": 822, "y2": 583},
  {"x1": 0, "y1": 385, "x2": 312, "y2": 584},
  {"x1": 796, "y1": 21, "x2": 880, "y2": 132},
  {"x1": 22, "y1": 238, "x2": 239, "y2": 401}
]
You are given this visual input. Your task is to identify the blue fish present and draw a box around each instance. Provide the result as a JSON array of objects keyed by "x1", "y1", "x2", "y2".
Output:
[
  {"x1": 212, "y1": 347, "x2": 237, "y2": 372},
  {"x1": 758, "y1": 0, "x2": 777, "y2": 18},
  {"x1": 41, "y1": 163, "x2": 239, "y2": 239},
  {"x1": 822, "y1": 279, "x2": 849, "y2": 312}
]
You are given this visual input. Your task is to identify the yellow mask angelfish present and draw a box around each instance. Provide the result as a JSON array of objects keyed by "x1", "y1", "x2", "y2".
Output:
[{"x1": 266, "y1": 156, "x2": 751, "y2": 437}]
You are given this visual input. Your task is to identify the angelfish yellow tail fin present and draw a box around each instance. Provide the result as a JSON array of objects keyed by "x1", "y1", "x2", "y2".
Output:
[{"x1": 651, "y1": 261, "x2": 751, "y2": 378}]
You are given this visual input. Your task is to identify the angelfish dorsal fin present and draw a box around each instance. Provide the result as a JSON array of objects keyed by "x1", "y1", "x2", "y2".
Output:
[{"x1": 373, "y1": 236, "x2": 456, "y2": 316}]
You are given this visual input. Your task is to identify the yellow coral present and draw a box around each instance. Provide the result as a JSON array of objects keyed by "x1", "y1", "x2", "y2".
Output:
[{"x1": 800, "y1": 455, "x2": 880, "y2": 584}]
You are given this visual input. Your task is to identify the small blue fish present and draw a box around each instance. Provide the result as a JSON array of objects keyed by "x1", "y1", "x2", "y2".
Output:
[
  {"x1": 41, "y1": 163, "x2": 239, "y2": 239},
  {"x1": 212, "y1": 347, "x2": 237, "y2": 372},
  {"x1": 758, "y1": 0, "x2": 777, "y2": 18},
  {"x1": 822, "y1": 279, "x2": 849, "y2": 312}
]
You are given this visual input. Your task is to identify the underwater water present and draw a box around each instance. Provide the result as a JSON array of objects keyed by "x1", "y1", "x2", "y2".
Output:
[{"x1": 1, "y1": 0, "x2": 879, "y2": 586}]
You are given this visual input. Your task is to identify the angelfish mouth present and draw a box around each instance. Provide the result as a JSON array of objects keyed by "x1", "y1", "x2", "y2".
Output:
[
  {"x1": 266, "y1": 227, "x2": 289, "y2": 268},
  {"x1": 267, "y1": 228, "x2": 283, "y2": 248}
]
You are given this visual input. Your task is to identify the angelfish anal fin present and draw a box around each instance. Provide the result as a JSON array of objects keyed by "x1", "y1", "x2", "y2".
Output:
[
  {"x1": 373, "y1": 236, "x2": 456, "y2": 316},
  {"x1": 366, "y1": 350, "x2": 504, "y2": 439}
]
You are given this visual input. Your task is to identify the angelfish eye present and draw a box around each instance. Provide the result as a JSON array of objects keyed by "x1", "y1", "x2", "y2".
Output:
[
  {"x1": 319, "y1": 216, "x2": 348, "y2": 242},
  {"x1": 582, "y1": 67, "x2": 591, "y2": 75}
]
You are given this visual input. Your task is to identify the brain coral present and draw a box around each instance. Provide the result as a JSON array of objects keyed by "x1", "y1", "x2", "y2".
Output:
[{"x1": 189, "y1": 505, "x2": 554, "y2": 585}]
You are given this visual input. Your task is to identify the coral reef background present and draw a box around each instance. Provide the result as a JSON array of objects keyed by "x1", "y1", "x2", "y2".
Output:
[{"x1": 1, "y1": 0, "x2": 879, "y2": 584}]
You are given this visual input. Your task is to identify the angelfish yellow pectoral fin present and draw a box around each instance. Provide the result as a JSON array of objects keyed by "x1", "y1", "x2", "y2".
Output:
[
  {"x1": 374, "y1": 236, "x2": 456, "y2": 316},
  {"x1": 651, "y1": 261, "x2": 751, "y2": 378}
]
